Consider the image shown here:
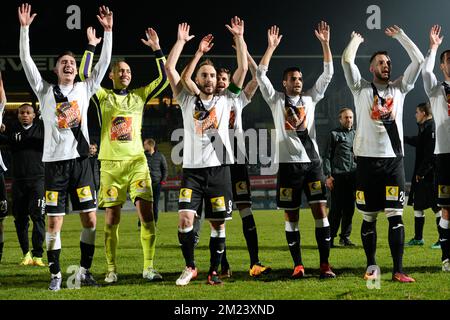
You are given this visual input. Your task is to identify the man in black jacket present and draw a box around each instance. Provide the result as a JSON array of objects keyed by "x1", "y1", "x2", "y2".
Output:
[
  {"x1": 404, "y1": 102, "x2": 441, "y2": 248},
  {"x1": 323, "y1": 107, "x2": 357, "y2": 247},
  {"x1": 143, "y1": 138, "x2": 167, "y2": 223},
  {"x1": 0, "y1": 103, "x2": 45, "y2": 266}
]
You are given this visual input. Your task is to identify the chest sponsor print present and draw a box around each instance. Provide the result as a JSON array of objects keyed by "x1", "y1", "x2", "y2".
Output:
[
  {"x1": 194, "y1": 107, "x2": 218, "y2": 135},
  {"x1": 285, "y1": 105, "x2": 307, "y2": 131},
  {"x1": 111, "y1": 116, "x2": 133, "y2": 141},
  {"x1": 56, "y1": 101, "x2": 81, "y2": 129}
]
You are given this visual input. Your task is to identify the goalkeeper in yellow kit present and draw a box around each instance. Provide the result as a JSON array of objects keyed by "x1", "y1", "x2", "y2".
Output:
[{"x1": 80, "y1": 26, "x2": 168, "y2": 283}]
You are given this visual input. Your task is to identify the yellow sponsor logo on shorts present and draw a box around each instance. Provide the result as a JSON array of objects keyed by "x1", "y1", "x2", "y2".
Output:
[
  {"x1": 211, "y1": 196, "x2": 226, "y2": 213},
  {"x1": 77, "y1": 186, "x2": 93, "y2": 203},
  {"x1": 235, "y1": 181, "x2": 248, "y2": 195},
  {"x1": 104, "y1": 186, "x2": 118, "y2": 202},
  {"x1": 279, "y1": 188, "x2": 293, "y2": 202},
  {"x1": 438, "y1": 185, "x2": 450, "y2": 199},
  {"x1": 356, "y1": 190, "x2": 365, "y2": 205},
  {"x1": 134, "y1": 180, "x2": 149, "y2": 193},
  {"x1": 179, "y1": 188, "x2": 192, "y2": 203},
  {"x1": 386, "y1": 186, "x2": 399, "y2": 201},
  {"x1": 45, "y1": 191, "x2": 58, "y2": 206},
  {"x1": 308, "y1": 181, "x2": 322, "y2": 196}
]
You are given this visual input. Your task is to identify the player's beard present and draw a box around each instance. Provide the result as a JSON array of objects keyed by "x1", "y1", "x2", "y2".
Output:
[
  {"x1": 375, "y1": 69, "x2": 390, "y2": 82},
  {"x1": 198, "y1": 83, "x2": 215, "y2": 96}
]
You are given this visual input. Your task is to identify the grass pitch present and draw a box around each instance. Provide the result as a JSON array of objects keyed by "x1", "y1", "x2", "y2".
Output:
[{"x1": 0, "y1": 208, "x2": 448, "y2": 300}]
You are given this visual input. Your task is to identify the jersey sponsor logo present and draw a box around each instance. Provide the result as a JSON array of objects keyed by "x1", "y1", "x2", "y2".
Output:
[
  {"x1": 356, "y1": 190, "x2": 366, "y2": 205},
  {"x1": 438, "y1": 185, "x2": 450, "y2": 199},
  {"x1": 235, "y1": 181, "x2": 248, "y2": 195},
  {"x1": 104, "y1": 186, "x2": 118, "y2": 202},
  {"x1": 211, "y1": 196, "x2": 226, "y2": 213},
  {"x1": 279, "y1": 188, "x2": 293, "y2": 202},
  {"x1": 229, "y1": 109, "x2": 236, "y2": 129},
  {"x1": 45, "y1": 191, "x2": 58, "y2": 206},
  {"x1": 134, "y1": 179, "x2": 149, "y2": 193},
  {"x1": 385, "y1": 186, "x2": 399, "y2": 201},
  {"x1": 179, "y1": 188, "x2": 192, "y2": 203},
  {"x1": 110, "y1": 116, "x2": 133, "y2": 141},
  {"x1": 284, "y1": 105, "x2": 307, "y2": 131},
  {"x1": 77, "y1": 186, "x2": 93, "y2": 203},
  {"x1": 194, "y1": 107, "x2": 218, "y2": 136},
  {"x1": 308, "y1": 180, "x2": 322, "y2": 196},
  {"x1": 56, "y1": 101, "x2": 81, "y2": 129},
  {"x1": 446, "y1": 93, "x2": 450, "y2": 116},
  {"x1": 371, "y1": 95, "x2": 394, "y2": 121}
]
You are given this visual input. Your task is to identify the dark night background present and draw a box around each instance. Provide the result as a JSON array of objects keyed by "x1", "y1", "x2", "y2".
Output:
[{"x1": 1, "y1": 0, "x2": 450, "y2": 180}]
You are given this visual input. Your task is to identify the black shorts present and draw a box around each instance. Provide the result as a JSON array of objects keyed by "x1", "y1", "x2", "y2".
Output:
[
  {"x1": 355, "y1": 156, "x2": 405, "y2": 212},
  {"x1": 230, "y1": 164, "x2": 251, "y2": 204},
  {"x1": 436, "y1": 153, "x2": 450, "y2": 207},
  {"x1": 179, "y1": 166, "x2": 233, "y2": 221},
  {"x1": 12, "y1": 178, "x2": 45, "y2": 220},
  {"x1": 44, "y1": 157, "x2": 97, "y2": 216},
  {"x1": 276, "y1": 161, "x2": 327, "y2": 210}
]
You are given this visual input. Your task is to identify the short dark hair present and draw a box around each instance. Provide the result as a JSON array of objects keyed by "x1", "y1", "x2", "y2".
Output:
[
  {"x1": 282, "y1": 67, "x2": 302, "y2": 81},
  {"x1": 110, "y1": 60, "x2": 128, "y2": 72},
  {"x1": 416, "y1": 102, "x2": 432, "y2": 117},
  {"x1": 55, "y1": 51, "x2": 76, "y2": 65},
  {"x1": 144, "y1": 138, "x2": 156, "y2": 147},
  {"x1": 18, "y1": 103, "x2": 35, "y2": 113},
  {"x1": 440, "y1": 50, "x2": 450, "y2": 63},
  {"x1": 369, "y1": 51, "x2": 390, "y2": 64},
  {"x1": 338, "y1": 107, "x2": 353, "y2": 117},
  {"x1": 216, "y1": 67, "x2": 231, "y2": 78}
]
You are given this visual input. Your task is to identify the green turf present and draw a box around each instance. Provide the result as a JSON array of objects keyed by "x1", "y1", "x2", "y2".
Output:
[{"x1": 0, "y1": 207, "x2": 448, "y2": 300}]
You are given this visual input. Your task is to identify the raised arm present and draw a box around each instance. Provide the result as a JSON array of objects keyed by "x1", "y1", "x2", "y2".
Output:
[
  {"x1": 307, "y1": 21, "x2": 334, "y2": 102},
  {"x1": 138, "y1": 28, "x2": 169, "y2": 99},
  {"x1": 341, "y1": 31, "x2": 364, "y2": 92},
  {"x1": 180, "y1": 34, "x2": 214, "y2": 95},
  {"x1": 226, "y1": 16, "x2": 248, "y2": 89},
  {"x1": 242, "y1": 50, "x2": 259, "y2": 100},
  {"x1": 385, "y1": 25, "x2": 425, "y2": 93},
  {"x1": 422, "y1": 25, "x2": 442, "y2": 97},
  {"x1": 256, "y1": 26, "x2": 283, "y2": 106},
  {"x1": 260, "y1": 25, "x2": 282, "y2": 68},
  {"x1": 85, "y1": 6, "x2": 113, "y2": 97},
  {"x1": 79, "y1": 27, "x2": 102, "y2": 81},
  {"x1": 165, "y1": 23, "x2": 195, "y2": 98},
  {"x1": 18, "y1": 3, "x2": 45, "y2": 96}
]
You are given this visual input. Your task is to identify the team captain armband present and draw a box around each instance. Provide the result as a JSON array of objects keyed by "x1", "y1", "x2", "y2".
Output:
[
  {"x1": 79, "y1": 45, "x2": 96, "y2": 81},
  {"x1": 228, "y1": 82, "x2": 242, "y2": 95}
]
